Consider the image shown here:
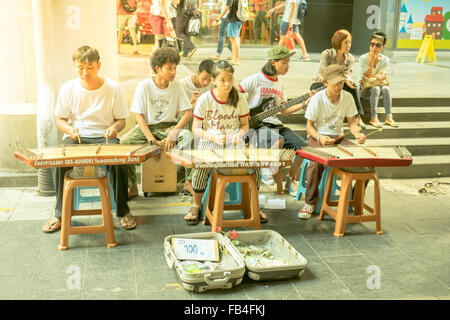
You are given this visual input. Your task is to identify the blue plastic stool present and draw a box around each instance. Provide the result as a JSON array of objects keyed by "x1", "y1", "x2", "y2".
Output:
[
  {"x1": 73, "y1": 167, "x2": 116, "y2": 213},
  {"x1": 295, "y1": 159, "x2": 342, "y2": 213},
  {"x1": 201, "y1": 174, "x2": 242, "y2": 219}
]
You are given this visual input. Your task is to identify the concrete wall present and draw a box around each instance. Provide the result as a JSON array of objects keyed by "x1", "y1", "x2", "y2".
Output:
[{"x1": 0, "y1": 0, "x2": 118, "y2": 172}]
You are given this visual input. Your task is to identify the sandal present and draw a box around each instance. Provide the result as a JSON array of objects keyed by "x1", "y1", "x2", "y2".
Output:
[
  {"x1": 259, "y1": 211, "x2": 268, "y2": 224},
  {"x1": 120, "y1": 213, "x2": 137, "y2": 230},
  {"x1": 185, "y1": 206, "x2": 200, "y2": 225},
  {"x1": 42, "y1": 216, "x2": 61, "y2": 233}
]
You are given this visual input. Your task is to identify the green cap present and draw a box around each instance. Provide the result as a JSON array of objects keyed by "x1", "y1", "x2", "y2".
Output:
[{"x1": 268, "y1": 46, "x2": 296, "y2": 60}]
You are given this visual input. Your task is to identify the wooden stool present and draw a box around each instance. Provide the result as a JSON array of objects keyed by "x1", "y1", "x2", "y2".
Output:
[
  {"x1": 318, "y1": 167, "x2": 382, "y2": 237},
  {"x1": 203, "y1": 169, "x2": 261, "y2": 232},
  {"x1": 59, "y1": 168, "x2": 117, "y2": 250}
]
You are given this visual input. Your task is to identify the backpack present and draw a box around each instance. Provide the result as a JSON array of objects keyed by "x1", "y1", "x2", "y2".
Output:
[
  {"x1": 120, "y1": 0, "x2": 137, "y2": 14},
  {"x1": 297, "y1": 0, "x2": 308, "y2": 20},
  {"x1": 236, "y1": 0, "x2": 250, "y2": 22},
  {"x1": 182, "y1": 0, "x2": 198, "y2": 17}
]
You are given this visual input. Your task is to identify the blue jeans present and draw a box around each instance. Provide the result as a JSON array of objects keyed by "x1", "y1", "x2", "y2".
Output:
[
  {"x1": 280, "y1": 21, "x2": 300, "y2": 35},
  {"x1": 216, "y1": 16, "x2": 228, "y2": 55},
  {"x1": 359, "y1": 86, "x2": 392, "y2": 118}
]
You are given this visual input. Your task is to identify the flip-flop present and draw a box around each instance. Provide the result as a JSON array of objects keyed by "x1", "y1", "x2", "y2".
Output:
[
  {"x1": 42, "y1": 216, "x2": 61, "y2": 233},
  {"x1": 180, "y1": 189, "x2": 193, "y2": 197},
  {"x1": 185, "y1": 206, "x2": 200, "y2": 225}
]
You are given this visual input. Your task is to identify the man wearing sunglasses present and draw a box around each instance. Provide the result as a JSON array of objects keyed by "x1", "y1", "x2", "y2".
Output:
[{"x1": 358, "y1": 31, "x2": 399, "y2": 128}]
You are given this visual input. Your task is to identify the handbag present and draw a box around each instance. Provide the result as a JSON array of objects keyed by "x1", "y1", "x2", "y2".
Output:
[
  {"x1": 283, "y1": 30, "x2": 295, "y2": 51},
  {"x1": 160, "y1": 32, "x2": 180, "y2": 52},
  {"x1": 188, "y1": 14, "x2": 201, "y2": 36},
  {"x1": 360, "y1": 76, "x2": 390, "y2": 90}
]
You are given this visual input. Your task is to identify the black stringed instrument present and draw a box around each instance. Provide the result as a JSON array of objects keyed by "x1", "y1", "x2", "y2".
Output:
[{"x1": 248, "y1": 84, "x2": 326, "y2": 129}]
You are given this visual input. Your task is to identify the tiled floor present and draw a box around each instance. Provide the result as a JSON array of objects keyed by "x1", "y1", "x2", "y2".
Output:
[{"x1": 0, "y1": 178, "x2": 449, "y2": 300}]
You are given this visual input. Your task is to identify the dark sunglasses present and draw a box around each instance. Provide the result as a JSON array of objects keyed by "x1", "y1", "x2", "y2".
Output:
[{"x1": 370, "y1": 42, "x2": 382, "y2": 48}]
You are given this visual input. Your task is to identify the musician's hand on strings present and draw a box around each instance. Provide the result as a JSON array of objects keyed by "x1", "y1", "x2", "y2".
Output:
[
  {"x1": 213, "y1": 135, "x2": 227, "y2": 145},
  {"x1": 69, "y1": 127, "x2": 81, "y2": 142},
  {"x1": 320, "y1": 135, "x2": 335, "y2": 146},
  {"x1": 104, "y1": 126, "x2": 117, "y2": 139},
  {"x1": 231, "y1": 134, "x2": 240, "y2": 146},
  {"x1": 354, "y1": 132, "x2": 366, "y2": 144}
]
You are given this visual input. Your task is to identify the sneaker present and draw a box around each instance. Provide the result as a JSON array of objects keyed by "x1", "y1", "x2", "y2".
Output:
[
  {"x1": 298, "y1": 203, "x2": 315, "y2": 219},
  {"x1": 261, "y1": 175, "x2": 275, "y2": 186},
  {"x1": 299, "y1": 56, "x2": 311, "y2": 62},
  {"x1": 285, "y1": 176, "x2": 298, "y2": 197}
]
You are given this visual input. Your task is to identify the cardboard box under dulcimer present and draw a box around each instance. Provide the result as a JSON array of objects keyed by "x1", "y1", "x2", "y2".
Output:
[{"x1": 141, "y1": 149, "x2": 178, "y2": 194}]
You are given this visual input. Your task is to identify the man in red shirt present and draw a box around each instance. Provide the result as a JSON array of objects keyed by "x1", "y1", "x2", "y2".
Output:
[{"x1": 117, "y1": 0, "x2": 140, "y2": 54}]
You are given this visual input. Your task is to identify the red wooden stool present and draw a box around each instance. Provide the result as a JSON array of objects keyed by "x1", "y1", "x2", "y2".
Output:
[
  {"x1": 58, "y1": 167, "x2": 117, "y2": 250},
  {"x1": 319, "y1": 167, "x2": 382, "y2": 237},
  {"x1": 203, "y1": 169, "x2": 261, "y2": 232}
]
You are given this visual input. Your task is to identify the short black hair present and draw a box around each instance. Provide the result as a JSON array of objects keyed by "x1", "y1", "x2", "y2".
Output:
[
  {"x1": 198, "y1": 59, "x2": 215, "y2": 74},
  {"x1": 370, "y1": 31, "x2": 387, "y2": 45},
  {"x1": 151, "y1": 47, "x2": 181, "y2": 73},
  {"x1": 72, "y1": 46, "x2": 100, "y2": 63}
]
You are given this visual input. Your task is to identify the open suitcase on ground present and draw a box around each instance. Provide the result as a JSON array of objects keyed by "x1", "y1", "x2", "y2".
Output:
[
  {"x1": 224, "y1": 230, "x2": 308, "y2": 281},
  {"x1": 164, "y1": 232, "x2": 246, "y2": 293}
]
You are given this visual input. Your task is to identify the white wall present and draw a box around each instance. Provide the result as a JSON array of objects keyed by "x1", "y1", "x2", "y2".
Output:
[{"x1": 0, "y1": 0, "x2": 117, "y2": 172}]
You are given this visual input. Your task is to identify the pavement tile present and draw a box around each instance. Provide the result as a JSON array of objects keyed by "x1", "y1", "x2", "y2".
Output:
[
  {"x1": 0, "y1": 275, "x2": 31, "y2": 299},
  {"x1": 27, "y1": 273, "x2": 83, "y2": 300},
  {"x1": 243, "y1": 279, "x2": 302, "y2": 300},
  {"x1": 340, "y1": 276, "x2": 407, "y2": 300},
  {"x1": 322, "y1": 255, "x2": 375, "y2": 279},
  {"x1": 385, "y1": 273, "x2": 450, "y2": 298},
  {"x1": 82, "y1": 268, "x2": 136, "y2": 293}
]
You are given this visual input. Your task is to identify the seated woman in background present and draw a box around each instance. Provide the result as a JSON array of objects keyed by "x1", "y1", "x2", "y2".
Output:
[
  {"x1": 358, "y1": 31, "x2": 399, "y2": 128},
  {"x1": 311, "y1": 29, "x2": 366, "y2": 128}
]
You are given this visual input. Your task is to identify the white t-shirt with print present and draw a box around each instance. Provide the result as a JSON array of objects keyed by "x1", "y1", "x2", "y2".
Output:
[
  {"x1": 193, "y1": 89, "x2": 249, "y2": 137},
  {"x1": 131, "y1": 77, "x2": 192, "y2": 125},
  {"x1": 305, "y1": 89, "x2": 358, "y2": 136},
  {"x1": 238, "y1": 72, "x2": 287, "y2": 126},
  {"x1": 282, "y1": 0, "x2": 301, "y2": 25},
  {"x1": 179, "y1": 75, "x2": 214, "y2": 103},
  {"x1": 55, "y1": 77, "x2": 129, "y2": 139}
]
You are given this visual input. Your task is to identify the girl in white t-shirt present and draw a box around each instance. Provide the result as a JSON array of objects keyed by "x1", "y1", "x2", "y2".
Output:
[{"x1": 184, "y1": 60, "x2": 267, "y2": 225}]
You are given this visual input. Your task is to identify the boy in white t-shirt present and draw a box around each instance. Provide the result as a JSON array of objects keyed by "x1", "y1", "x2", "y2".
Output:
[
  {"x1": 178, "y1": 59, "x2": 214, "y2": 195},
  {"x1": 298, "y1": 64, "x2": 366, "y2": 219},
  {"x1": 42, "y1": 46, "x2": 136, "y2": 233},
  {"x1": 179, "y1": 59, "x2": 215, "y2": 108},
  {"x1": 122, "y1": 47, "x2": 193, "y2": 195}
]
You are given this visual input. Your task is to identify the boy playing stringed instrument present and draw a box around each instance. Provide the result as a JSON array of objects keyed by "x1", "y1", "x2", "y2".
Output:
[{"x1": 298, "y1": 64, "x2": 366, "y2": 219}]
